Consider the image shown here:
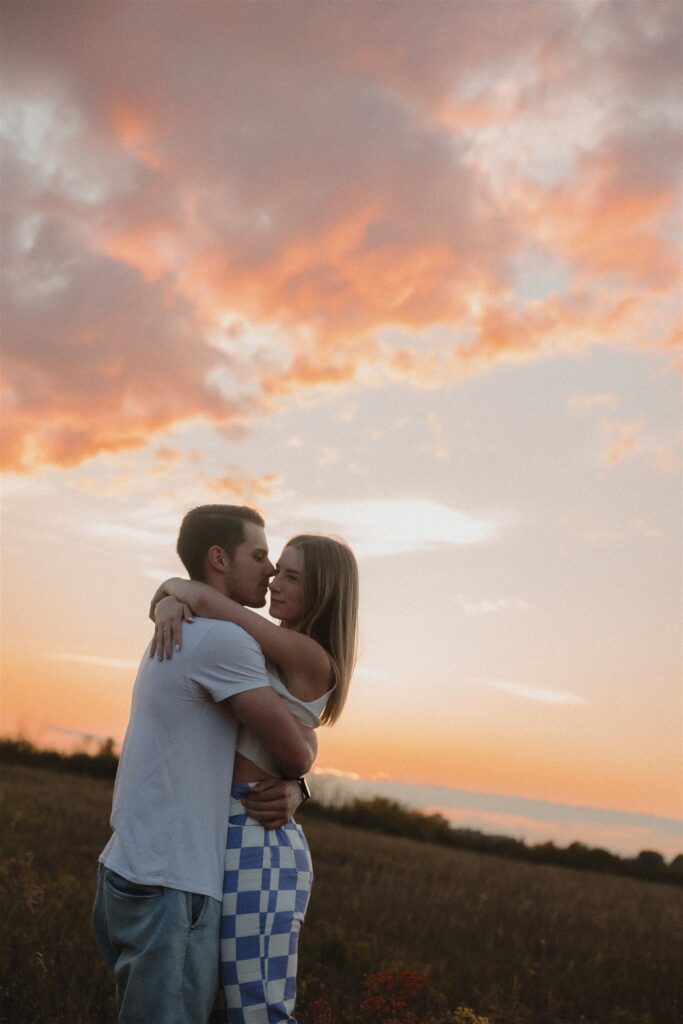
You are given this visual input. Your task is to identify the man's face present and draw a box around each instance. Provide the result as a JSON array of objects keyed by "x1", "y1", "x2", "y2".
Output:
[{"x1": 224, "y1": 522, "x2": 274, "y2": 607}]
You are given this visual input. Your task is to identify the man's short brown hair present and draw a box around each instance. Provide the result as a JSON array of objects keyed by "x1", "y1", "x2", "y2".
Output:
[{"x1": 176, "y1": 505, "x2": 265, "y2": 581}]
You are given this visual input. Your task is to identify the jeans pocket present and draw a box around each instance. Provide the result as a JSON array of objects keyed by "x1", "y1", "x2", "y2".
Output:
[
  {"x1": 190, "y1": 892, "x2": 211, "y2": 929},
  {"x1": 106, "y1": 869, "x2": 162, "y2": 900}
]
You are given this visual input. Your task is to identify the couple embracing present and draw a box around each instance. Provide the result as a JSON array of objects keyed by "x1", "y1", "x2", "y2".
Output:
[{"x1": 93, "y1": 504, "x2": 359, "y2": 1023}]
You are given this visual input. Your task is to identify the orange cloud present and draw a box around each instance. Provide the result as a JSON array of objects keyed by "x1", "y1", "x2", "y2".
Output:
[
  {"x1": 110, "y1": 102, "x2": 163, "y2": 172},
  {"x1": 205, "y1": 472, "x2": 280, "y2": 501},
  {"x1": 260, "y1": 355, "x2": 361, "y2": 399},
  {"x1": 529, "y1": 174, "x2": 678, "y2": 288},
  {"x1": 600, "y1": 420, "x2": 644, "y2": 467},
  {"x1": 568, "y1": 393, "x2": 618, "y2": 412},
  {"x1": 654, "y1": 447, "x2": 679, "y2": 475},
  {"x1": 1, "y1": 0, "x2": 680, "y2": 471},
  {"x1": 100, "y1": 221, "x2": 179, "y2": 283},
  {"x1": 153, "y1": 446, "x2": 183, "y2": 464}
]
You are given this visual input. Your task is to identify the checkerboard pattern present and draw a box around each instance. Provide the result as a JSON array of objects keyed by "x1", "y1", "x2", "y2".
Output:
[{"x1": 220, "y1": 784, "x2": 313, "y2": 1023}]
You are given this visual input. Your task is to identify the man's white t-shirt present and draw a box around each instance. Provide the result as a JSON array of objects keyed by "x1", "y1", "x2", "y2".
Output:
[{"x1": 99, "y1": 618, "x2": 269, "y2": 901}]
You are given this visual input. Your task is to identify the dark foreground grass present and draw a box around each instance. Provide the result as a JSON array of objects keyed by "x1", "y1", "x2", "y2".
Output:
[{"x1": 1, "y1": 763, "x2": 680, "y2": 1024}]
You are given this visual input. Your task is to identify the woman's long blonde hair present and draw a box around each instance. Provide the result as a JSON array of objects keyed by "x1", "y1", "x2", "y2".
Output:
[{"x1": 285, "y1": 535, "x2": 359, "y2": 725}]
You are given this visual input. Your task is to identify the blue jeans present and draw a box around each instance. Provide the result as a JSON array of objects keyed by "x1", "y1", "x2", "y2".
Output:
[{"x1": 93, "y1": 865, "x2": 222, "y2": 1024}]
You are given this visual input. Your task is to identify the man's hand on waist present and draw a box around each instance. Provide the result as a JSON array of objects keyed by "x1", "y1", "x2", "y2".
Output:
[{"x1": 241, "y1": 778, "x2": 307, "y2": 830}]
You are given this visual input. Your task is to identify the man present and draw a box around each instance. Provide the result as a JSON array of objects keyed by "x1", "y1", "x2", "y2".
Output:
[{"x1": 93, "y1": 505, "x2": 315, "y2": 1024}]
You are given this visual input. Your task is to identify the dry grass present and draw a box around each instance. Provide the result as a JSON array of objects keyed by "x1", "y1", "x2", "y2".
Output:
[
  {"x1": 299, "y1": 817, "x2": 682, "y2": 1022},
  {"x1": 1, "y1": 764, "x2": 680, "y2": 1024}
]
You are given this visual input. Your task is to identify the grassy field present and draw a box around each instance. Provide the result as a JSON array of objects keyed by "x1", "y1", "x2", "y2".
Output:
[{"x1": 1, "y1": 763, "x2": 680, "y2": 1024}]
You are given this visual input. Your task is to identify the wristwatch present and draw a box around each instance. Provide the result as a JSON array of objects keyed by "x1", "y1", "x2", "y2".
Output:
[{"x1": 297, "y1": 776, "x2": 311, "y2": 803}]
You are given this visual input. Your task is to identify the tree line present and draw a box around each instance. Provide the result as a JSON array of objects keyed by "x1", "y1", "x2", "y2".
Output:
[
  {"x1": 2, "y1": 737, "x2": 680, "y2": 886},
  {"x1": 301, "y1": 795, "x2": 683, "y2": 886}
]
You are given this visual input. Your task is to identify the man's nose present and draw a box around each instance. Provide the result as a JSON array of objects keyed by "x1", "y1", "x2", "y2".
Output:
[{"x1": 265, "y1": 560, "x2": 275, "y2": 577}]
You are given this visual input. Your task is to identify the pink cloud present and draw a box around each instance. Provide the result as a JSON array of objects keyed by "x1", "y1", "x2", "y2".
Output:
[
  {"x1": 1, "y1": 1, "x2": 680, "y2": 470},
  {"x1": 600, "y1": 420, "x2": 644, "y2": 467},
  {"x1": 205, "y1": 472, "x2": 281, "y2": 502},
  {"x1": 568, "y1": 393, "x2": 619, "y2": 412}
]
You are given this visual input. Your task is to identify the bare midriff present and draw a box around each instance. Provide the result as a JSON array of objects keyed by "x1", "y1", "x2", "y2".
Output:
[{"x1": 232, "y1": 750, "x2": 272, "y2": 784}]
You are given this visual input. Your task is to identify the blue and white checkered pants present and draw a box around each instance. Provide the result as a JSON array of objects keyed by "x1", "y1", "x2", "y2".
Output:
[{"x1": 220, "y1": 783, "x2": 313, "y2": 1024}]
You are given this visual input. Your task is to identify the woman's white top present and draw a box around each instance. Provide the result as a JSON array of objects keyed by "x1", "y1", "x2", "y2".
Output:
[{"x1": 236, "y1": 662, "x2": 334, "y2": 776}]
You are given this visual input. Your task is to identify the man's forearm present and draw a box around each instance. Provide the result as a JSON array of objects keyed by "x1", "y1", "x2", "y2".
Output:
[
  {"x1": 292, "y1": 721, "x2": 316, "y2": 776},
  {"x1": 230, "y1": 688, "x2": 317, "y2": 779},
  {"x1": 274, "y1": 726, "x2": 316, "y2": 779}
]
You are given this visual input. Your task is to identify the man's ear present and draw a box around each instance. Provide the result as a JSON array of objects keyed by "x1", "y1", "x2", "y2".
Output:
[{"x1": 206, "y1": 545, "x2": 228, "y2": 573}]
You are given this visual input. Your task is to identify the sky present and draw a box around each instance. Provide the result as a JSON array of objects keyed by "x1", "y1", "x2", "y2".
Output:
[{"x1": 1, "y1": 0, "x2": 681, "y2": 858}]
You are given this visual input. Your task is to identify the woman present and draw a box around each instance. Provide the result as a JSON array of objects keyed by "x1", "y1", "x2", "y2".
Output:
[{"x1": 151, "y1": 534, "x2": 359, "y2": 1024}]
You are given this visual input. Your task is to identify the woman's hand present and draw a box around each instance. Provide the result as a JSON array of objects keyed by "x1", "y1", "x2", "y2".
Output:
[
  {"x1": 149, "y1": 596, "x2": 194, "y2": 661},
  {"x1": 149, "y1": 582, "x2": 169, "y2": 622},
  {"x1": 148, "y1": 579, "x2": 184, "y2": 622}
]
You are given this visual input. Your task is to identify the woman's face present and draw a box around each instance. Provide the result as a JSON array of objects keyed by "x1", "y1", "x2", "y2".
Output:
[{"x1": 268, "y1": 545, "x2": 304, "y2": 628}]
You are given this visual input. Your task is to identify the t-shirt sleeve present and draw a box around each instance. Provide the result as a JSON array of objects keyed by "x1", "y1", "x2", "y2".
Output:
[{"x1": 191, "y1": 621, "x2": 269, "y2": 702}]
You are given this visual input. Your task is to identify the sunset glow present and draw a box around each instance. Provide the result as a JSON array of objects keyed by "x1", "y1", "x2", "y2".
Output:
[{"x1": 1, "y1": 0, "x2": 681, "y2": 857}]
